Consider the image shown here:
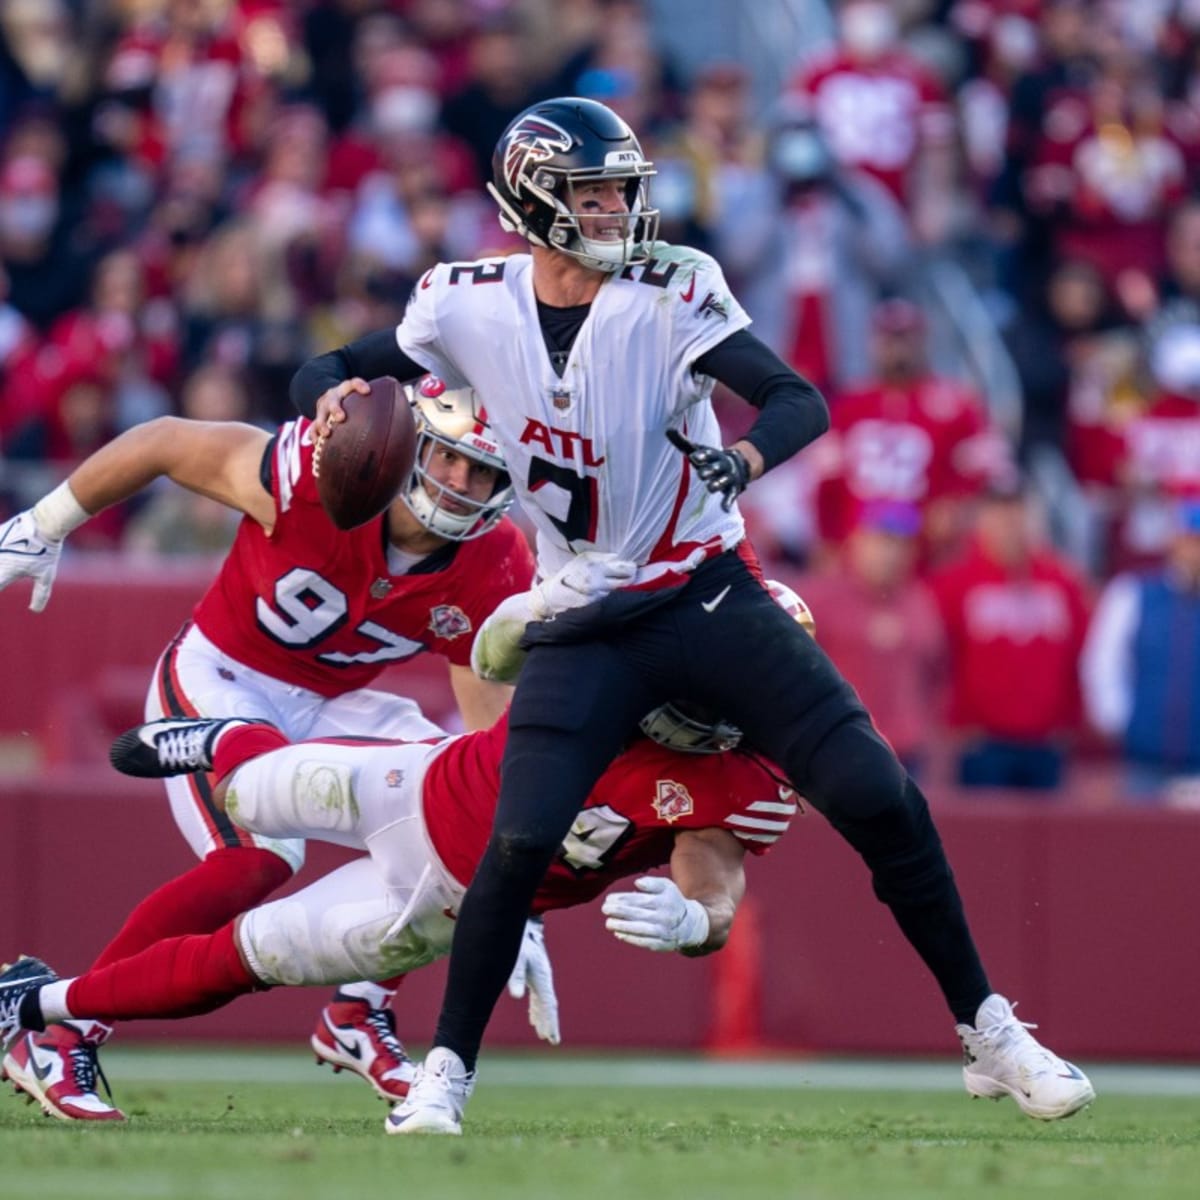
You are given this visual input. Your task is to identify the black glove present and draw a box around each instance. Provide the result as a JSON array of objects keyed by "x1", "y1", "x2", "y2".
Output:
[{"x1": 666, "y1": 429, "x2": 751, "y2": 512}]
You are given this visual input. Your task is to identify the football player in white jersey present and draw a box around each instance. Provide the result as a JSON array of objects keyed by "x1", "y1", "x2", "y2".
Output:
[
  {"x1": 0, "y1": 381, "x2": 553, "y2": 1120},
  {"x1": 291, "y1": 97, "x2": 1094, "y2": 1132}
]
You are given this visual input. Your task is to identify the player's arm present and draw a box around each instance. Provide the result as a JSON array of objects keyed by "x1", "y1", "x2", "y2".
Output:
[
  {"x1": 449, "y1": 663, "x2": 513, "y2": 730},
  {"x1": 673, "y1": 331, "x2": 830, "y2": 509},
  {"x1": 290, "y1": 329, "x2": 428, "y2": 432},
  {"x1": 602, "y1": 828, "x2": 747, "y2": 957},
  {"x1": 0, "y1": 418, "x2": 273, "y2": 611}
]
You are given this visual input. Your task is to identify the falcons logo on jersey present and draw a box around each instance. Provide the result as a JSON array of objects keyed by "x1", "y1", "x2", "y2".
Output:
[{"x1": 502, "y1": 116, "x2": 573, "y2": 194}]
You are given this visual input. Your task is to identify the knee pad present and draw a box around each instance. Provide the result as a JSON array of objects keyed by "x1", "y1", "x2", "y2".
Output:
[{"x1": 225, "y1": 755, "x2": 357, "y2": 838}]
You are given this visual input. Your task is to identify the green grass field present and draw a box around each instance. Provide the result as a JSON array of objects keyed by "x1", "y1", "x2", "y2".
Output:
[{"x1": 3, "y1": 1050, "x2": 1199, "y2": 1199}]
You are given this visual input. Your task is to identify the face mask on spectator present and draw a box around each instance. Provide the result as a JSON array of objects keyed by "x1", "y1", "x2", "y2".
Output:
[
  {"x1": 372, "y1": 85, "x2": 439, "y2": 138},
  {"x1": 840, "y1": 1, "x2": 898, "y2": 59},
  {"x1": 0, "y1": 194, "x2": 58, "y2": 242}
]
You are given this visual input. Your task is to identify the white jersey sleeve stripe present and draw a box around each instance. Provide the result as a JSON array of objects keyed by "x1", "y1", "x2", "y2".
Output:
[
  {"x1": 276, "y1": 420, "x2": 306, "y2": 513},
  {"x1": 726, "y1": 814, "x2": 793, "y2": 832},
  {"x1": 731, "y1": 831, "x2": 779, "y2": 844},
  {"x1": 747, "y1": 800, "x2": 799, "y2": 815}
]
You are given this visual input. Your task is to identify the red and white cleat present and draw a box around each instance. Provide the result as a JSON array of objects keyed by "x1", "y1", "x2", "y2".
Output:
[
  {"x1": 311, "y1": 994, "x2": 417, "y2": 1101},
  {"x1": 2, "y1": 1020, "x2": 125, "y2": 1121}
]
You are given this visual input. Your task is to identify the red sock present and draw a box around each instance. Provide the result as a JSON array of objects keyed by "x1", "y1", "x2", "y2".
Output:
[
  {"x1": 90, "y1": 847, "x2": 293, "y2": 970},
  {"x1": 68, "y1": 922, "x2": 259, "y2": 1022},
  {"x1": 214, "y1": 722, "x2": 290, "y2": 781}
]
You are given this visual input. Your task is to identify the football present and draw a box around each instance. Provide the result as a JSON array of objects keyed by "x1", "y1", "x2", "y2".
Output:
[{"x1": 313, "y1": 377, "x2": 417, "y2": 530}]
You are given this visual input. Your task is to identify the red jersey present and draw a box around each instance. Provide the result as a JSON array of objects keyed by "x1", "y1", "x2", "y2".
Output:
[
  {"x1": 791, "y1": 49, "x2": 953, "y2": 202},
  {"x1": 812, "y1": 376, "x2": 1003, "y2": 543},
  {"x1": 422, "y1": 714, "x2": 798, "y2": 912},
  {"x1": 191, "y1": 419, "x2": 535, "y2": 696},
  {"x1": 929, "y1": 543, "x2": 1090, "y2": 739}
]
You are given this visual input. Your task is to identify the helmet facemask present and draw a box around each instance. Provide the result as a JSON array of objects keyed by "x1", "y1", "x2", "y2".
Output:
[{"x1": 402, "y1": 381, "x2": 514, "y2": 542}]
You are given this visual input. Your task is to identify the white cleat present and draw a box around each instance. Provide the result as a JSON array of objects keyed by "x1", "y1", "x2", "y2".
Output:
[
  {"x1": 956, "y1": 993, "x2": 1095, "y2": 1120},
  {"x1": 384, "y1": 1047, "x2": 475, "y2": 1136}
]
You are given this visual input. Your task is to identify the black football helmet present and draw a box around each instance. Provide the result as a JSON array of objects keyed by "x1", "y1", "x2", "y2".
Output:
[{"x1": 488, "y1": 96, "x2": 658, "y2": 272}]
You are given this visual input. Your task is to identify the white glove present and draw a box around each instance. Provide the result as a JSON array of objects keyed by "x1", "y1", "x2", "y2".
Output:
[
  {"x1": 602, "y1": 876, "x2": 710, "y2": 953},
  {"x1": 506, "y1": 917, "x2": 561, "y2": 1044},
  {"x1": 0, "y1": 510, "x2": 63, "y2": 612},
  {"x1": 528, "y1": 551, "x2": 637, "y2": 621}
]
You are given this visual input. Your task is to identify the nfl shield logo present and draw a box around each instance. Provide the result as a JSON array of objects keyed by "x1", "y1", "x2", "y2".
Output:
[
  {"x1": 652, "y1": 779, "x2": 694, "y2": 824},
  {"x1": 370, "y1": 578, "x2": 393, "y2": 599},
  {"x1": 429, "y1": 604, "x2": 472, "y2": 639},
  {"x1": 385, "y1": 769, "x2": 404, "y2": 788},
  {"x1": 551, "y1": 387, "x2": 572, "y2": 411}
]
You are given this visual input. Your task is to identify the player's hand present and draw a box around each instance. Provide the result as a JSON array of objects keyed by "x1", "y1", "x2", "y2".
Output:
[
  {"x1": 0, "y1": 510, "x2": 63, "y2": 612},
  {"x1": 666, "y1": 429, "x2": 750, "y2": 512},
  {"x1": 506, "y1": 917, "x2": 561, "y2": 1044},
  {"x1": 311, "y1": 377, "x2": 371, "y2": 441},
  {"x1": 602, "y1": 876, "x2": 710, "y2": 953},
  {"x1": 528, "y1": 551, "x2": 637, "y2": 621}
]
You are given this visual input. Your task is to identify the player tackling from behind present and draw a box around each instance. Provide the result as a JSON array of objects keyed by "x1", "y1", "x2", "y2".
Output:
[
  {"x1": 0, "y1": 681, "x2": 801, "y2": 1134},
  {"x1": 0, "y1": 379, "x2": 544, "y2": 1120},
  {"x1": 292, "y1": 96, "x2": 1092, "y2": 1132}
]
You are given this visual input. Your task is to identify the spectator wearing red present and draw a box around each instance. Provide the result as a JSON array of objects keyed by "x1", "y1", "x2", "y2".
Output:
[
  {"x1": 789, "y1": 0, "x2": 957, "y2": 225},
  {"x1": 796, "y1": 499, "x2": 946, "y2": 778},
  {"x1": 1107, "y1": 323, "x2": 1200, "y2": 570},
  {"x1": 930, "y1": 473, "x2": 1092, "y2": 790},
  {"x1": 758, "y1": 108, "x2": 912, "y2": 397},
  {"x1": 811, "y1": 298, "x2": 1010, "y2": 566}
]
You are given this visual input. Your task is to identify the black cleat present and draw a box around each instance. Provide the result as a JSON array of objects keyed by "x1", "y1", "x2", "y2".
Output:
[
  {"x1": 0, "y1": 957, "x2": 57, "y2": 1046},
  {"x1": 109, "y1": 717, "x2": 248, "y2": 778}
]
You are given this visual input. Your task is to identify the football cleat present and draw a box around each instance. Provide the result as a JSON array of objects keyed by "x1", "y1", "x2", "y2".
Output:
[
  {"x1": 957, "y1": 993, "x2": 1095, "y2": 1120},
  {"x1": 0, "y1": 956, "x2": 57, "y2": 1046},
  {"x1": 109, "y1": 717, "x2": 248, "y2": 778},
  {"x1": 311, "y1": 995, "x2": 417, "y2": 1101},
  {"x1": 384, "y1": 1047, "x2": 476, "y2": 1136},
  {"x1": 2, "y1": 1020, "x2": 124, "y2": 1121}
]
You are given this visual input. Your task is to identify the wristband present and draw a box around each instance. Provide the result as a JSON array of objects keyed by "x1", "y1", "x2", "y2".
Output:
[{"x1": 31, "y1": 482, "x2": 89, "y2": 542}]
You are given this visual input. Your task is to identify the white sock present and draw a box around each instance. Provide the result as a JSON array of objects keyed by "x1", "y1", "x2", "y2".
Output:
[
  {"x1": 335, "y1": 981, "x2": 395, "y2": 1008},
  {"x1": 37, "y1": 978, "x2": 76, "y2": 1024}
]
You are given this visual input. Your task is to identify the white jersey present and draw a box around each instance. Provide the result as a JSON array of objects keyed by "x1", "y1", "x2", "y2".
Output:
[{"x1": 396, "y1": 243, "x2": 752, "y2": 582}]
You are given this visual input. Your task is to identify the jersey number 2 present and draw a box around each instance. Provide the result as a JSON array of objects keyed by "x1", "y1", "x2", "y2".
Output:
[{"x1": 527, "y1": 457, "x2": 598, "y2": 547}]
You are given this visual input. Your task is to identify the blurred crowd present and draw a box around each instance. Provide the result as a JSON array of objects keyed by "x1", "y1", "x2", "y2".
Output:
[{"x1": 3, "y1": 0, "x2": 1200, "y2": 801}]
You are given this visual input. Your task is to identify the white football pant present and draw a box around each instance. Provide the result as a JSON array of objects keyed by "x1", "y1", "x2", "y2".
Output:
[
  {"x1": 145, "y1": 623, "x2": 445, "y2": 872},
  {"x1": 226, "y1": 738, "x2": 464, "y2": 986}
]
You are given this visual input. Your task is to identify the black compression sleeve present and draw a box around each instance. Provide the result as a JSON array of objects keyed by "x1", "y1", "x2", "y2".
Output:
[
  {"x1": 289, "y1": 328, "x2": 429, "y2": 418},
  {"x1": 694, "y1": 329, "x2": 829, "y2": 472}
]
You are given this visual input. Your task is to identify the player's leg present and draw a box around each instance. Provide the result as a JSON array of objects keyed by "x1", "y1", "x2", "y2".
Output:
[
  {"x1": 683, "y1": 557, "x2": 1092, "y2": 1118},
  {"x1": 300, "y1": 689, "x2": 448, "y2": 1093},
  {"x1": 3, "y1": 637, "x2": 299, "y2": 1121},
  {"x1": 389, "y1": 640, "x2": 656, "y2": 1135}
]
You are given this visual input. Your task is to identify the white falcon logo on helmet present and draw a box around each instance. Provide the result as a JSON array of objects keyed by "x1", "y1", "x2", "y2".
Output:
[{"x1": 503, "y1": 116, "x2": 574, "y2": 194}]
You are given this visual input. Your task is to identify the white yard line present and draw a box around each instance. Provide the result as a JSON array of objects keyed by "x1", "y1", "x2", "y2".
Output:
[{"x1": 98, "y1": 1048, "x2": 1200, "y2": 1097}]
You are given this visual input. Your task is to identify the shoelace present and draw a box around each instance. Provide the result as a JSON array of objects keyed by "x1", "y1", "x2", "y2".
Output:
[
  {"x1": 68, "y1": 1040, "x2": 117, "y2": 1103},
  {"x1": 975, "y1": 1008, "x2": 1062, "y2": 1072},
  {"x1": 363, "y1": 1008, "x2": 409, "y2": 1063},
  {"x1": 155, "y1": 728, "x2": 210, "y2": 770}
]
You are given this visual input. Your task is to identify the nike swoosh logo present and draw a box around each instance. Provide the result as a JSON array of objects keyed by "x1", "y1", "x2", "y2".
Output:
[
  {"x1": 323, "y1": 1018, "x2": 364, "y2": 1061},
  {"x1": 419, "y1": 269, "x2": 434, "y2": 290},
  {"x1": 29, "y1": 1044, "x2": 56, "y2": 1081},
  {"x1": 0, "y1": 539, "x2": 46, "y2": 558},
  {"x1": 680, "y1": 275, "x2": 696, "y2": 303},
  {"x1": 701, "y1": 585, "x2": 731, "y2": 613}
]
